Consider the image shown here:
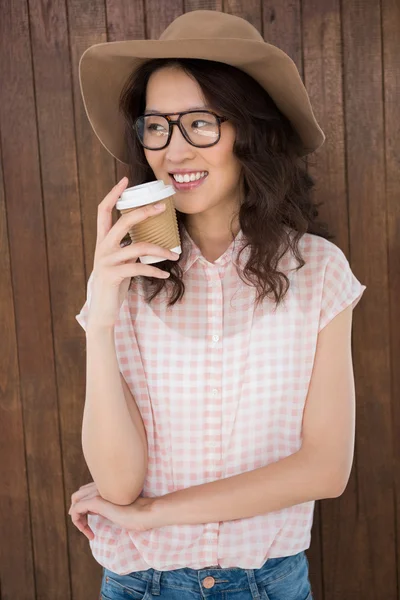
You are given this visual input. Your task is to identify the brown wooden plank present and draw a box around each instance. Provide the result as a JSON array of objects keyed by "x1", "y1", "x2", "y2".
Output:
[
  {"x1": 145, "y1": 0, "x2": 184, "y2": 39},
  {"x1": 382, "y1": 0, "x2": 400, "y2": 594},
  {"x1": 68, "y1": 0, "x2": 116, "y2": 279},
  {"x1": 185, "y1": 0, "x2": 223, "y2": 11},
  {"x1": 0, "y1": 103, "x2": 35, "y2": 600},
  {"x1": 0, "y1": 0, "x2": 71, "y2": 598},
  {"x1": 339, "y1": 0, "x2": 395, "y2": 598},
  {"x1": 223, "y1": 0, "x2": 262, "y2": 34},
  {"x1": 29, "y1": 0, "x2": 109, "y2": 598},
  {"x1": 301, "y1": 2, "x2": 348, "y2": 598},
  {"x1": 262, "y1": 0, "x2": 302, "y2": 75}
]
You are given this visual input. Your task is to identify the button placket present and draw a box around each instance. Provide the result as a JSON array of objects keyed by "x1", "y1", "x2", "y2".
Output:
[{"x1": 205, "y1": 266, "x2": 223, "y2": 476}]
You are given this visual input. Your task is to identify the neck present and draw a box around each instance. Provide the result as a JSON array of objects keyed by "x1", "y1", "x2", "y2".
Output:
[{"x1": 184, "y1": 204, "x2": 241, "y2": 263}]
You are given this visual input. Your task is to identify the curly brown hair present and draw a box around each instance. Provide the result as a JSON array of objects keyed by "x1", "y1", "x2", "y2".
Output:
[{"x1": 119, "y1": 58, "x2": 335, "y2": 308}]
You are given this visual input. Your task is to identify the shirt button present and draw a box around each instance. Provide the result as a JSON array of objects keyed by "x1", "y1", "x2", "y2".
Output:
[
  {"x1": 211, "y1": 388, "x2": 219, "y2": 396},
  {"x1": 202, "y1": 576, "x2": 216, "y2": 589},
  {"x1": 212, "y1": 334, "x2": 220, "y2": 342}
]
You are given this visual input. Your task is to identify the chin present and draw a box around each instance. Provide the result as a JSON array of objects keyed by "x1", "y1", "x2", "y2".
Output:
[{"x1": 175, "y1": 204, "x2": 210, "y2": 216}]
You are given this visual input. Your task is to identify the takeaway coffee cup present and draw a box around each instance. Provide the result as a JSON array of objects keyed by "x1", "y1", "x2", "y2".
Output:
[{"x1": 116, "y1": 180, "x2": 181, "y2": 264}]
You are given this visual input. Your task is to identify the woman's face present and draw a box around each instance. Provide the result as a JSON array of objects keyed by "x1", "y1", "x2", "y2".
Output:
[{"x1": 143, "y1": 66, "x2": 242, "y2": 219}]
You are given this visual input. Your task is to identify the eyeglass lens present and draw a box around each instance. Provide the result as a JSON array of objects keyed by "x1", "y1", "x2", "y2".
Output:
[{"x1": 136, "y1": 112, "x2": 220, "y2": 148}]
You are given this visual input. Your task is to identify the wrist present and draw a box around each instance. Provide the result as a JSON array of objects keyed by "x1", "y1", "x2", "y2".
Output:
[
  {"x1": 146, "y1": 495, "x2": 174, "y2": 529},
  {"x1": 85, "y1": 322, "x2": 115, "y2": 338}
]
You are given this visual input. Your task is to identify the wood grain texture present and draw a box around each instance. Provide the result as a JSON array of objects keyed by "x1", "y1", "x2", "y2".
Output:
[
  {"x1": 382, "y1": 0, "x2": 400, "y2": 592},
  {"x1": 185, "y1": 0, "x2": 223, "y2": 11},
  {"x1": 262, "y1": 0, "x2": 302, "y2": 74},
  {"x1": 0, "y1": 0, "x2": 71, "y2": 597},
  {"x1": 224, "y1": 0, "x2": 262, "y2": 33},
  {"x1": 0, "y1": 93, "x2": 36, "y2": 600},
  {"x1": 302, "y1": 1, "x2": 346, "y2": 598},
  {"x1": 0, "y1": 1, "x2": 394, "y2": 598},
  {"x1": 145, "y1": 0, "x2": 184, "y2": 39},
  {"x1": 341, "y1": 0, "x2": 395, "y2": 598}
]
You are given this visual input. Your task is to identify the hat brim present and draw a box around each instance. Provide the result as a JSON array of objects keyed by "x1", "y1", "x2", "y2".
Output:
[{"x1": 79, "y1": 38, "x2": 325, "y2": 164}]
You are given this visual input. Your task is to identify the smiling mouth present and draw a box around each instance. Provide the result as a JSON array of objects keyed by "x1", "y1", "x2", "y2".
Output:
[{"x1": 169, "y1": 171, "x2": 208, "y2": 183}]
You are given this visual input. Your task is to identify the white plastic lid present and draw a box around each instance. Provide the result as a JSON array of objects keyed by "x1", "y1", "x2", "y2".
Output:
[{"x1": 116, "y1": 180, "x2": 175, "y2": 210}]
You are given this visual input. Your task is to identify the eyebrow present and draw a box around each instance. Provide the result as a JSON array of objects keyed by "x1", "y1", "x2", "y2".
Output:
[{"x1": 144, "y1": 106, "x2": 212, "y2": 115}]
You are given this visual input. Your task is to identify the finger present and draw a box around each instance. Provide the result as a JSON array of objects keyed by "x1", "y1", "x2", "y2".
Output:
[
  {"x1": 73, "y1": 496, "x2": 117, "y2": 525},
  {"x1": 70, "y1": 500, "x2": 98, "y2": 539},
  {"x1": 69, "y1": 491, "x2": 99, "y2": 514},
  {"x1": 70, "y1": 487, "x2": 100, "y2": 508},
  {"x1": 104, "y1": 242, "x2": 180, "y2": 266},
  {"x1": 71, "y1": 489, "x2": 90, "y2": 505},
  {"x1": 104, "y1": 201, "x2": 166, "y2": 251},
  {"x1": 70, "y1": 481, "x2": 96, "y2": 503},
  {"x1": 70, "y1": 484, "x2": 99, "y2": 506},
  {"x1": 112, "y1": 262, "x2": 173, "y2": 281},
  {"x1": 70, "y1": 507, "x2": 88, "y2": 531},
  {"x1": 70, "y1": 508, "x2": 94, "y2": 540},
  {"x1": 97, "y1": 177, "x2": 129, "y2": 246}
]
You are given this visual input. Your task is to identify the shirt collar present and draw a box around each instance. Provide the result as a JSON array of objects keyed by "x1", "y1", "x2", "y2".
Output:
[{"x1": 180, "y1": 223, "x2": 250, "y2": 274}]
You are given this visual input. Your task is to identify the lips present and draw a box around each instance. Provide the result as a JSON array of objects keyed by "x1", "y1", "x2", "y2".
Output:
[{"x1": 169, "y1": 172, "x2": 209, "y2": 191}]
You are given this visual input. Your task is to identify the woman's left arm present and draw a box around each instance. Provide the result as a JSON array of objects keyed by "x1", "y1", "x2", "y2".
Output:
[{"x1": 151, "y1": 303, "x2": 356, "y2": 527}]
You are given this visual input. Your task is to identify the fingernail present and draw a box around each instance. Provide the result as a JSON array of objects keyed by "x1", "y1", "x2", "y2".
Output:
[
  {"x1": 118, "y1": 176, "x2": 127, "y2": 185},
  {"x1": 154, "y1": 202, "x2": 166, "y2": 210}
]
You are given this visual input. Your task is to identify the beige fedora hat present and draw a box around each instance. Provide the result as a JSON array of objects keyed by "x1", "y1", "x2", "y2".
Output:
[{"x1": 79, "y1": 10, "x2": 325, "y2": 164}]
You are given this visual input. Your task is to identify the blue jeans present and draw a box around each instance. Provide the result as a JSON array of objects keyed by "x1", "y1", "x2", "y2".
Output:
[{"x1": 100, "y1": 550, "x2": 313, "y2": 599}]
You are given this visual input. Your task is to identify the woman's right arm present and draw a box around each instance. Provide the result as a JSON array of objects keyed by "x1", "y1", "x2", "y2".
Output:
[
  {"x1": 82, "y1": 325, "x2": 148, "y2": 505},
  {"x1": 80, "y1": 177, "x2": 179, "y2": 505}
]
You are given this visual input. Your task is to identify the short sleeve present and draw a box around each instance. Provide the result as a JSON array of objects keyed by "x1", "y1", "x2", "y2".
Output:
[
  {"x1": 318, "y1": 245, "x2": 367, "y2": 332},
  {"x1": 75, "y1": 271, "x2": 94, "y2": 332}
]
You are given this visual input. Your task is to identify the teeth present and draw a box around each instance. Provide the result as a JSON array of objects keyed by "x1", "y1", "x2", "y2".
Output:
[{"x1": 172, "y1": 171, "x2": 207, "y2": 183}]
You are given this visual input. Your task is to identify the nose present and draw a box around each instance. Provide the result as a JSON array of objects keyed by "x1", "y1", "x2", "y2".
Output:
[{"x1": 164, "y1": 123, "x2": 196, "y2": 163}]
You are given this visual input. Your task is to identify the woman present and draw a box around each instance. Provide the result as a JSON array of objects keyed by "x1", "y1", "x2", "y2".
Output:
[{"x1": 69, "y1": 10, "x2": 366, "y2": 600}]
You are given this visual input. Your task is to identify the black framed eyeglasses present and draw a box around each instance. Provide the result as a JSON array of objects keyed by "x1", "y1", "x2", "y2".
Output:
[{"x1": 134, "y1": 110, "x2": 229, "y2": 150}]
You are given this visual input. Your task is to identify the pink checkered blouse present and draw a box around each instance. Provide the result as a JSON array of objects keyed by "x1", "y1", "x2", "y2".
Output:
[{"x1": 76, "y1": 225, "x2": 366, "y2": 575}]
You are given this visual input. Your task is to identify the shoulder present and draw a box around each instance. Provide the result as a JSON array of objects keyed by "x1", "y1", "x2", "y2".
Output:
[
  {"x1": 294, "y1": 232, "x2": 366, "y2": 332},
  {"x1": 283, "y1": 230, "x2": 350, "y2": 285},
  {"x1": 288, "y1": 232, "x2": 355, "y2": 294},
  {"x1": 296, "y1": 231, "x2": 348, "y2": 266}
]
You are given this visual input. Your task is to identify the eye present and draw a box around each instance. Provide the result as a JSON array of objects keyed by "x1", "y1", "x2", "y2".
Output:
[
  {"x1": 191, "y1": 119, "x2": 211, "y2": 129},
  {"x1": 146, "y1": 123, "x2": 167, "y2": 135},
  {"x1": 147, "y1": 123, "x2": 168, "y2": 134}
]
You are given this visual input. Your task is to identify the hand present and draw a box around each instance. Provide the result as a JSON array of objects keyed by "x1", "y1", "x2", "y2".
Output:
[
  {"x1": 87, "y1": 176, "x2": 180, "y2": 330},
  {"x1": 69, "y1": 481, "x2": 101, "y2": 540},
  {"x1": 69, "y1": 482, "x2": 157, "y2": 540}
]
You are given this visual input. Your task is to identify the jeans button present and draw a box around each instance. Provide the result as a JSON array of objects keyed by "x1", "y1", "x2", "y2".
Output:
[{"x1": 202, "y1": 576, "x2": 216, "y2": 588}]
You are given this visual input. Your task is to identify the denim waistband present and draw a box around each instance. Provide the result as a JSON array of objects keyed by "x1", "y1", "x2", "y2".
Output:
[{"x1": 104, "y1": 550, "x2": 306, "y2": 599}]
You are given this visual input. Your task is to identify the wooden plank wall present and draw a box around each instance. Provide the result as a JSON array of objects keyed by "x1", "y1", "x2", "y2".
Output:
[{"x1": 0, "y1": 0, "x2": 398, "y2": 599}]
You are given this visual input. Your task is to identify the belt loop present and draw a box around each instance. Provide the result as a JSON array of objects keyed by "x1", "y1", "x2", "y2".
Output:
[
  {"x1": 150, "y1": 569, "x2": 162, "y2": 596},
  {"x1": 245, "y1": 569, "x2": 261, "y2": 600}
]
